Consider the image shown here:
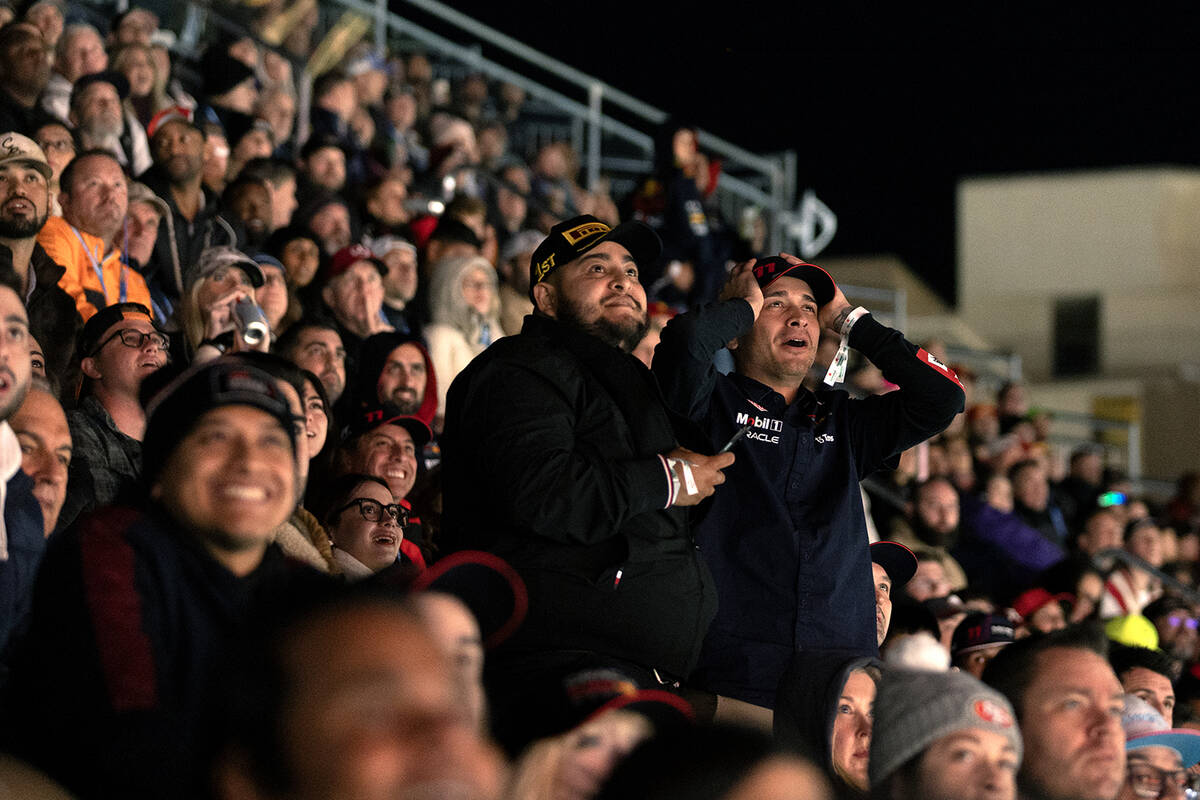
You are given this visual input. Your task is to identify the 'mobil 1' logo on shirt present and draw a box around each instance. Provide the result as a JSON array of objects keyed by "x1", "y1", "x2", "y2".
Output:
[{"x1": 735, "y1": 411, "x2": 782, "y2": 445}]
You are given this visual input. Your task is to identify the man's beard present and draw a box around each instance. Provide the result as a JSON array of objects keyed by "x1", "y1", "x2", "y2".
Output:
[
  {"x1": 556, "y1": 294, "x2": 649, "y2": 353},
  {"x1": 163, "y1": 154, "x2": 202, "y2": 184},
  {"x1": 914, "y1": 517, "x2": 958, "y2": 549},
  {"x1": 82, "y1": 115, "x2": 124, "y2": 143},
  {"x1": 0, "y1": 207, "x2": 47, "y2": 239},
  {"x1": 389, "y1": 390, "x2": 420, "y2": 415}
]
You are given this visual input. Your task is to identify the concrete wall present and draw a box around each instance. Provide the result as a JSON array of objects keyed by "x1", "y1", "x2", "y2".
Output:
[
  {"x1": 959, "y1": 168, "x2": 1200, "y2": 381},
  {"x1": 958, "y1": 168, "x2": 1200, "y2": 479}
]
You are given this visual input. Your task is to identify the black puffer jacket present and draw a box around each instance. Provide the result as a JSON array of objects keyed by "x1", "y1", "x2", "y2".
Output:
[{"x1": 441, "y1": 313, "x2": 716, "y2": 679}]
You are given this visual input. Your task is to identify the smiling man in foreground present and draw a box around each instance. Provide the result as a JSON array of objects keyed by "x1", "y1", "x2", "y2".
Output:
[
  {"x1": 653, "y1": 255, "x2": 965, "y2": 719},
  {"x1": 441, "y1": 214, "x2": 733, "y2": 752},
  {"x1": 3, "y1": 358, "x2": 325, "y2": 798}
]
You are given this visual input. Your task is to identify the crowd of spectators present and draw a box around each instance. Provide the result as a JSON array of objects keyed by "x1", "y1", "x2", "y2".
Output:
[{"x1": 0, "y1": 1, "x2": 1195, "y2": 799}]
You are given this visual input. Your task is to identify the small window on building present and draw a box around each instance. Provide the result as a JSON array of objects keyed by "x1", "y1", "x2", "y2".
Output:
[{"x1": 1054, "y1": 296, "x2": 1100, "y2": 377}]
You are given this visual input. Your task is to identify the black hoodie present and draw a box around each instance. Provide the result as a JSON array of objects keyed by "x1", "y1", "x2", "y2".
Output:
[{"x1": 774, "y1": 648, "x2": 882, "y2": 799}]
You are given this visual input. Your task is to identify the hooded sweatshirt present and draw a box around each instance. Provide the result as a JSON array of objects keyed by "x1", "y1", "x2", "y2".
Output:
[
  {"x1": 424, "y1": 255, "x2": 502, "y2": 416},
  {"x1": 774, "y1": 649, "x2": 882, "y2": 798},
  {"x1": 351, "y1": 331, "x2": 439, "y2": 428}
]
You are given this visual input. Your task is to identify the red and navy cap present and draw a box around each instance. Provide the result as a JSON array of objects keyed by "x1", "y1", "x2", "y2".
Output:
[
  {"x1": 870, "y1": 540, "x2": 918, "y2": 587},
  {"x1": 951, "y1": 612, "x2": 1016, "y2": 657},
  {"x1": 347, "y1": 404, "x2": 432, "y2": 449},
  {"x1": 752, "y1": 256, "x2": 837, "y2": 307}
]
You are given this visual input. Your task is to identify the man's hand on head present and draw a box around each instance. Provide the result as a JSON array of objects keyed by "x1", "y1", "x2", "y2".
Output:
[
  {"x1": 819, "y1": 284, "x2": 853, "y2": 336},
  {"x1": 666, "y1": 447, "x2": 735, "y2": 507},
  {"x1": 719, "y1": 259, "x2": 763, "y2": 320}
]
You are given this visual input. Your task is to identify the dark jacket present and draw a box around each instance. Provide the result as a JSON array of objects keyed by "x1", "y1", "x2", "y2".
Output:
[
  {"x1": 58, "y1": 395, "x2": 143, "y2": 533},
  {"x1": 2, "y1": 505, "x2": 327, "y2": 799},
  {"x1": 440, "y1": 313, "x2": 717, "y2": 680},
  {"x1": 138, "y1": 167, "x2": 236, "y2": 306},
  {"x1": 0, "y1": 468, "x2": 45, "y2": 663},
  {"x1": 774, "y1": 649, "x2": 881, "y2": 796},
  {"x1": 653, "y1": 299, "x2": 964, "y2": 708},
  {"x1": 0, "y1": 243, "x2": 80, "y2": 390},
  {"x1": 0, "y1": 88, "x2": 51, "y2": 137}
]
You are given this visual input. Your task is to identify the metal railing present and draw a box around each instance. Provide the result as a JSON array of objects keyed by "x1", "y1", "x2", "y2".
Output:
[
  {"x1": 1094, "y1": 548, "x2": 1200, "y2": 606},
  {"x1": 339, "y1": 0, "x2": 797, "y2": 251}
]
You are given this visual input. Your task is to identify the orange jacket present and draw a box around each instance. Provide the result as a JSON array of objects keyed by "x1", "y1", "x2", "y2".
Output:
[{"x1": 37, "y1": 215, "x2": 152, "y2": 322}]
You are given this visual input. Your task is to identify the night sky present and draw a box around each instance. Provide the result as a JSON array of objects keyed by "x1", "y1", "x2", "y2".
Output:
[{"x1": 450, "y1": 3, "x2": 1200, "y2": 304}]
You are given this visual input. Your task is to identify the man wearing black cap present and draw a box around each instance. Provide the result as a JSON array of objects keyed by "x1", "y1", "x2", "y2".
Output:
[
  {"x1": 3, "y1": 358, "x2": 322, "y2": 798},
  {"x1": 653, "y1": 255, "x2": 965, "y2": 714},
  {"x1": 69, "y1": 71, "x2": 151, "y2": 176},
  {"x1": 57, "y1": 302, "x2": 167, "y2": 532},
  {"x1": 441, "y1": 214, "x2": 733, "y2": 751},
  {"x1": 871, "y1": 540, "x2": 918, "y2": 647}
]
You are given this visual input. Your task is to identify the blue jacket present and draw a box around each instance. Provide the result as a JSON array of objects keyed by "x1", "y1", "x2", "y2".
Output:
[
  {"x1": 653, "y1": 299, "x2": 964, "y2": 707},
  {"x1": 0, "y1": 469, "x2": 44, "y2": 661}
]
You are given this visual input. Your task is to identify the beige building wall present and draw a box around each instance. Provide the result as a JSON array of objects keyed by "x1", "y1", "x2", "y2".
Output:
[
  {"x1": 958, "y1": 168, "x2": 1200, "y2": 479},
  {"x1": 958, "y1": 168, "x2": 1200, "y2": 381}
]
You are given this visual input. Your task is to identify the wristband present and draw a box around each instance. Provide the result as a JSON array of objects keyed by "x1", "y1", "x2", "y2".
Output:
[
  {"x1": 666, "y1": 457, "x2": 698, "y2": 503},
  {"x1": 839, "y1": 306, "x2": 869, "y2": 337},
  {"x1": 663, "y1": 456, "x2": 681, "y2": 507},
  {"x1": 824, "y1": 308, "x2": 869, "y2": 387}
]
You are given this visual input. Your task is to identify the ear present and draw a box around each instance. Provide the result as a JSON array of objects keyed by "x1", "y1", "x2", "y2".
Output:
[
  {"x1": 532, "y1": 281, "x2": 556, "y2": 317},
  {"x1": 80, "y1": 355, "x2": 102, "y2": 381},
  {"x1": 321, "y1": 284, "x2": 334, "y2": 308}
]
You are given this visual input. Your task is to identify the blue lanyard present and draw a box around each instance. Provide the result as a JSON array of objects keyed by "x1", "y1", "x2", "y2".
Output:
[{"x1": 69, "y1": 225, "x2": 127, "y2": 304}]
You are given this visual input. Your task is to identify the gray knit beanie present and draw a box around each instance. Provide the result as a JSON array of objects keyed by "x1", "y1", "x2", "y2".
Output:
[{"x1": 869, "y1": 668, "x2": 1023, "y2": 788}]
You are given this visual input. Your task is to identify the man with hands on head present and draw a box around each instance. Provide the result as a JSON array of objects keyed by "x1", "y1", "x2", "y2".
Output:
[
  {"x1": 441, "y1": 214, "x2": 733, "y2": 752},
  {"x1": 653, "y1": 253, "x2": 965, "y2": 717}
]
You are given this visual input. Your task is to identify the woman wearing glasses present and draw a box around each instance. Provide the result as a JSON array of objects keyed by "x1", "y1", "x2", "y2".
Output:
[{"x1": 323, "y1": 473, "x2": 414, "y2": 580}]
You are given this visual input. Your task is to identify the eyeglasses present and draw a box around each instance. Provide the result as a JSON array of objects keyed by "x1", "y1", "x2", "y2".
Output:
[
  {"x1": 1128, "y1": 763, "x2": 1191, "y2": 800},
  {"x1": 337, "y1": 497, "x2": 408, "y2": 527},
  {"x1": 91, "y1": 328, "x2": 169, "y2": 357},
  {"x1": 37, "y1": 139, "x2": 74, "y2": 153},
  {"x1": 1166, "y1": 614, "x2": 1199, "y2": 630}
]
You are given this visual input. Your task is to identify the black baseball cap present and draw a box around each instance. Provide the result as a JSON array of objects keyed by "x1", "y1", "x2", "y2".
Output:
[
  {"x1": 347, "y1": 404, "x2": 432, "y2": 450},
  {"x1": 951, "y1": 612, "x2": 1016, "y2": 658},
  {"x1": 78, "y1": 301, "x2": 159, "y2": 358},
  {"x1": 528, "y1": 214, "x2": 661, "y2": 300},
  {"x1": 871, "y1": 540, "x2": 918, "y2": 587},
  {"x1": 141, "y1": 360, "x2": 300, "y2": 485},
  {"x1": 751, "y1": 255, "x2": 836, "y2": 307}
]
